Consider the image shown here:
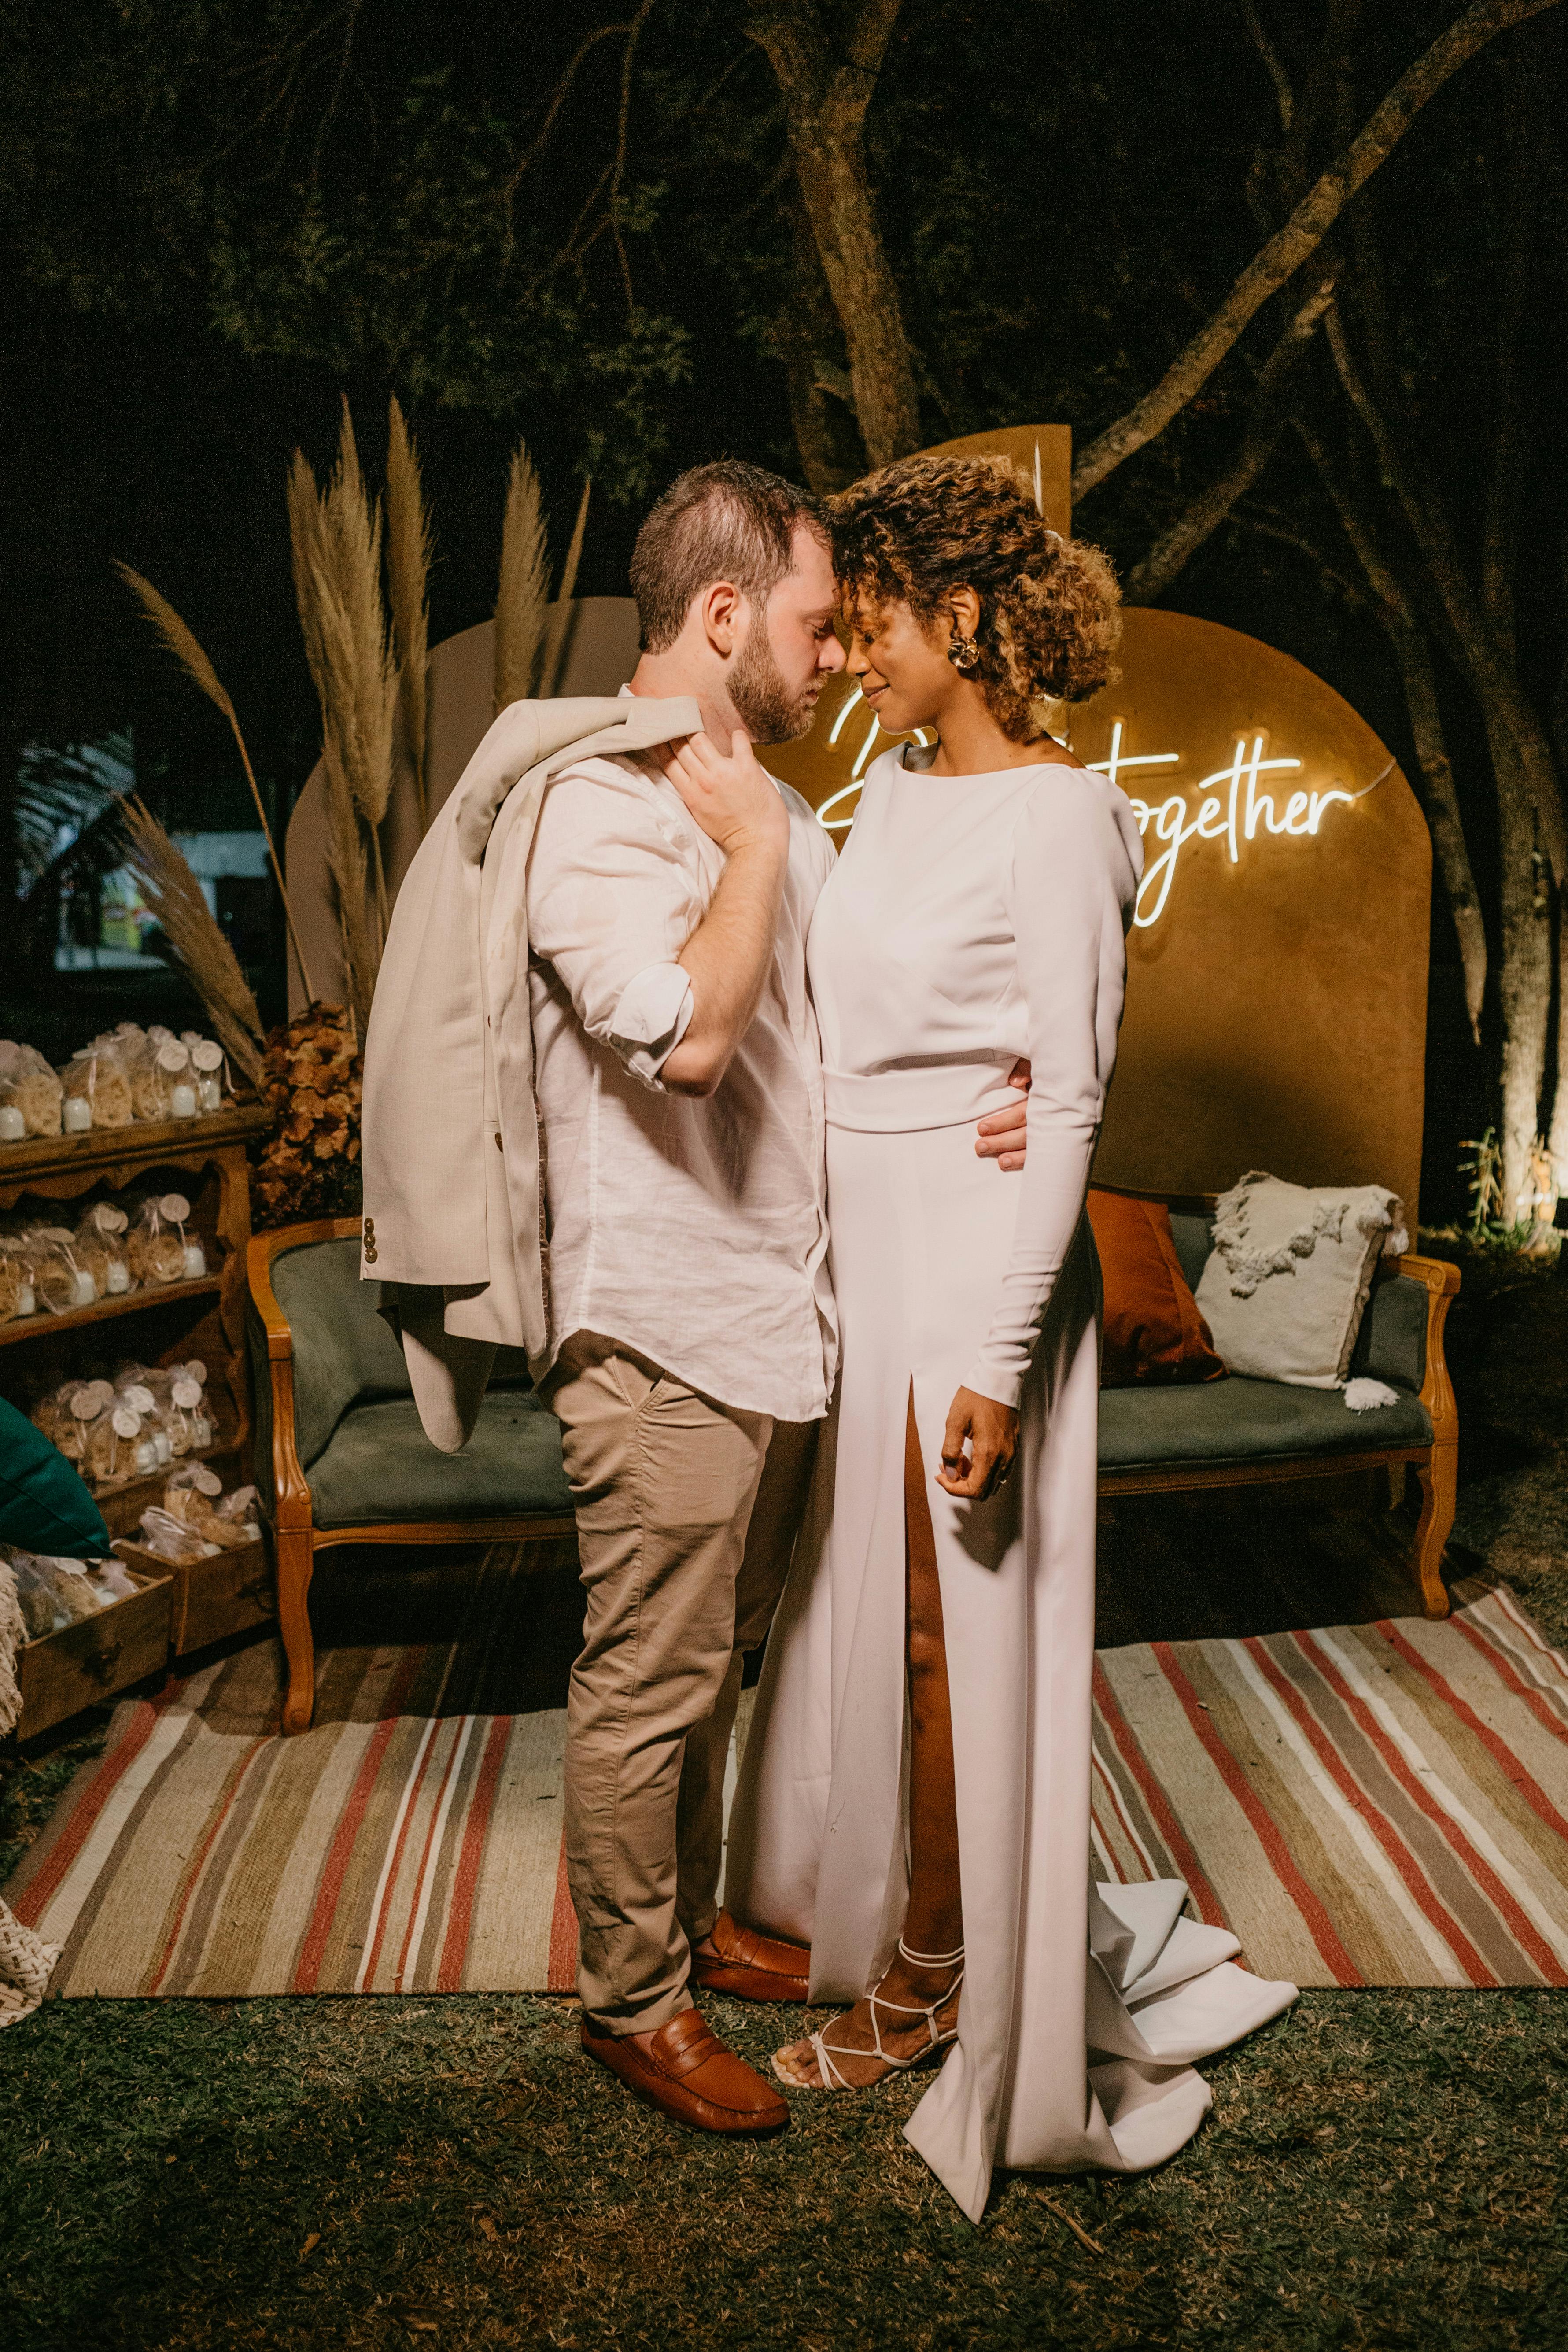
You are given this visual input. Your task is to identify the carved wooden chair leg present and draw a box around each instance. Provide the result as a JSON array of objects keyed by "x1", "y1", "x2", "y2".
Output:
[
  {"x1": 276, "y1": 1526, "x2": 317, "y2": 1734},
  {"x1": 1410, "y1": 1444, "x2": 1457, "y2": 1619}
]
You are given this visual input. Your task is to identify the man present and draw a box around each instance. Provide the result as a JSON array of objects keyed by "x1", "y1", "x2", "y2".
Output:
[{"x1": 522, "y1": 462, "x2": 1030, "y2": 2134}]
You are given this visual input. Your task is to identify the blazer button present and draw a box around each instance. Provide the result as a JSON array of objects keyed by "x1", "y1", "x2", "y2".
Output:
[
  {"x1": 362, "y1": 1216, "x2": 378, "y2": 1264},
  {"x1": 495, "y1": 1131, "x2": 503, "y2": 1152}
]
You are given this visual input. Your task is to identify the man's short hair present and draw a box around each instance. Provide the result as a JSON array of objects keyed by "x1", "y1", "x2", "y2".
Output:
[{"x1": 629, "y1": 460, "x2": 826, "y2": 653}]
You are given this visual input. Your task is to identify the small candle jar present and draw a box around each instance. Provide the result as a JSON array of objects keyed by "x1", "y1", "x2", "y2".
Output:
[
  {"x1": 182, "y1": 1241, "x2": 207, "y2": 1280},
  {"x1": 132, "y1": 1438, "x2": 159, "y2": 1477},
  {"x1": 15, "y1": 1281, "x2": 35, "y2": 1316},
  {"x1": 105, "y1": 1259, "x2": 130, "y2": 1295},
  {"x1": 191, "y1": 1411, "x2": 214, "y2": 1450},
  {"x1": 70, "y1": 1268, "x2": 96, "y2": 1307},
  {"x1": 153, "y1": 1429, "x2": 173, "y2": 1466},
  {"x1": 170, "y1": 1082, "x2": 197, "y2": 1120},
  {"x1": 62, "y1": 1095, "x2": 92, "y2": 1134},
  {"x1": 197, "y1": 1075, "x2": 222, "y2": 1112},
  {"x1": 0, "y1": 1104, "x2": 24, "y2": 1142}
]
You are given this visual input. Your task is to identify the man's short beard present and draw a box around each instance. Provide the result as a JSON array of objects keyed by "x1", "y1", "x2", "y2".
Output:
[{"x1": 729, "y1": 625, "x2": 819, "y2": 745}]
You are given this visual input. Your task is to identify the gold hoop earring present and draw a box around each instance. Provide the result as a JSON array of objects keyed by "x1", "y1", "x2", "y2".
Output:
[{"x1": 948, "y1": 631, "x2": 981, "y2": 673}]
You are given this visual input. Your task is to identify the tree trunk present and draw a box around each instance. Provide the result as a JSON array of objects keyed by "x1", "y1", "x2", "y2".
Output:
[
  {"x1": 1496, "y1": 755, "x2": 1553, "y2": 1221},
  {"x1": 745, "y1": 0, "x2": 922, "y2": 469},
  {"x1": 1294, "y1": 416, "x2": 1487, "y2": 1040}
]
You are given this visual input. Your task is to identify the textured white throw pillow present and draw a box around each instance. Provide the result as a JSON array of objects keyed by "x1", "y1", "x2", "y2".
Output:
[{"x1": 1195, "y1": 1171, "x2": 1409, "y2": 1389}]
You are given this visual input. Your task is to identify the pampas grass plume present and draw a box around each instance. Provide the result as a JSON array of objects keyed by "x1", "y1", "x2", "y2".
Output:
[
  {"x1": 494, "y1": 441, "x2": 550, "y2": 714},
  {"x1": 386, "y1": 396, "x2": 432, "y2": 831},
  {"x1": 119, "y1": 798, "x2": 266, "y2": 1091},
  {"x1": 117, "y1": 564, "x2": 316, "y2": 1004}
]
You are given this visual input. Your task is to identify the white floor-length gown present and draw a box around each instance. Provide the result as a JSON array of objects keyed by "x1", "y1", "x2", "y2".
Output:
[{"x1": 726, "y1": 744, "x2": 1297, "y2": 2222}]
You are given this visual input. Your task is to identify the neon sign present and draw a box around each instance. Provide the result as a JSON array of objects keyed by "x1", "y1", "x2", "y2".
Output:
[{"x1": 813, "y1": 709, "x2": 1387, "y2": 930}]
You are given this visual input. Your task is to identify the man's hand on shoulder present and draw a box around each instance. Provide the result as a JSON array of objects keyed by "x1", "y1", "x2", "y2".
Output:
[
  {"x1": 975, "y1": 1058, "x2": 1030, "y2": 1172},
  {"x1": 660, "y1": 731, "x2": 790, "y2": 860}
]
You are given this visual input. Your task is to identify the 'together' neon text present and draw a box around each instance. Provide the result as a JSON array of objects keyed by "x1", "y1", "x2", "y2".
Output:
[
  {"x1": 1087, "y1": 723, "x2": 1367, "y2": 927},
  {"x1": 811, "y1": 706, "x2": 1381, "y2": 927}
]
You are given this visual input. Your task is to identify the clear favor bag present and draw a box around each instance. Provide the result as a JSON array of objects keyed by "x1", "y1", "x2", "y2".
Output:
[
  {"x1": 0, "y1": 1042, "x2": 63, "y2": 1139},
  {"x1": 59, "y1": 1037, "x2": 134, "y2": 1131}
]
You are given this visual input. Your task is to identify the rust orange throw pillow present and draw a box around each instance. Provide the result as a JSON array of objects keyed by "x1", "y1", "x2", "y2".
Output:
[{"x1": 1085, "y1": 1189, "x2": 1226, "y2": 1388}]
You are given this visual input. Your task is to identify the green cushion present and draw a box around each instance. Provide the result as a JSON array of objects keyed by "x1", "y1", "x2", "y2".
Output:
[
  {"x1": 1350, "y1": 1271, "x2": 1427, "y2": 1392},
  {"x1": 1098, "y1": 1374, "x2": 1432, "y2": 1473},
  {"x1": 0, "y1": 1395, "x2": 111, "y2": 1558},
  {"x1": 306, "y1": 1392, "x2": 573, "y2": 1530},
  {"x1": 1167, "y1": 1210, "x2": 1214, "y2": 1296},
  {"x1": 271, "y1": 1237, "x2": 413, "y2": 1471}
]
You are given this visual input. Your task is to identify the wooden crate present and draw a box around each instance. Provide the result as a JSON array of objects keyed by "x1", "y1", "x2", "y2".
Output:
[
  {"x1": 15, "y1": 1565, "x2": 173, "y2": 1743},
  {"x1": 114, "y1": 1532, "x2": 275, "y2": 1658}
]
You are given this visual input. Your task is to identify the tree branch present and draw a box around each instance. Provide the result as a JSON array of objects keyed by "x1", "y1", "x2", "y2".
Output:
[
  {"x1": 1073, "y1": 0, "x2": 1562, "y2": 500},
  {"x1": 1323, "y1": 295, "x2": 1568, "y2": 882},
  {"x1": 1238, "y1": 0, "x2": 1294, "y2": 131},
  {"x1": 1125, "y1": 270, "x2": 1335, "y2": 603},
  {"x1": 608, "y1": 0, "x2": 658, "y2": 316}
]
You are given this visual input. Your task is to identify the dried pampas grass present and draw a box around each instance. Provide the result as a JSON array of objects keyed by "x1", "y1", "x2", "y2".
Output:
[
  {"x1": 539, "y1": 475, "x2": 592, "y2": 698},
  {"x1": 495, "y1": 441, "x2": 550, "y2": 715},
  {"x1": 288, "y1": 401, "x2": 398, "y2": 1024},
  {"x1": 118, "y1": 799, "x2": 266, "y2": 1093},
  {"x1": 385, "y1": 396, "x2": 432, "y2": 832},
  {"x1": 116, "y1": 565, "x2": 316, "y2": 1004},
  {"x1": 495, "y1": 442, "x2": 593, "y2": 713}
]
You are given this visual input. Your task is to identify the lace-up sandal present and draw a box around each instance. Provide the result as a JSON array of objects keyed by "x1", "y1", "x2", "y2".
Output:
[{"x1": 771, "y1": 1937, "x2": 965, "y2": 2091}]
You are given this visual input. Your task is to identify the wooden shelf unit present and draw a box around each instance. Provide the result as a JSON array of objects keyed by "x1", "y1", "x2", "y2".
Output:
[{"x1": 0, "y1": 1102, "x2": 273, "y2": 1522}]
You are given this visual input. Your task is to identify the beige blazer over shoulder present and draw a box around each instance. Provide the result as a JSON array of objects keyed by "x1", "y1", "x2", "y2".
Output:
[{"x1": 359, "y1": 694, "x2": 700, "y2": 1442}]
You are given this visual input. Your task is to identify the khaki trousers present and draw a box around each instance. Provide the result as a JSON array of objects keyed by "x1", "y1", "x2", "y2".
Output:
[{"x1": 545, "y1": 1331, "x2": 818, "y2": 2034}]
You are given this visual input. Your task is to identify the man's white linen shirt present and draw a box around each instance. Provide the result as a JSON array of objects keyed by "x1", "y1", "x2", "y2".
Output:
[{"x1": 524, "y1": 731, "x2": 837, "y2": 1423}]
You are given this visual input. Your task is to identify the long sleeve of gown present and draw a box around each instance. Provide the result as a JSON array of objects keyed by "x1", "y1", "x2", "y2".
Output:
[{"x1": 962, "y1": 775, "x2": 1140, "y2": 1412}]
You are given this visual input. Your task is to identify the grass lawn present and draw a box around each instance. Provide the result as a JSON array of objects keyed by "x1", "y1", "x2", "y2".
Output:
[{"x1": 4, "y1": 1245, "x2": 1567, "y2": 2350}]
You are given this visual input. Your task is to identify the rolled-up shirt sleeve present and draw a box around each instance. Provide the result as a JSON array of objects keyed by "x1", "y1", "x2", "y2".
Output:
[{"x1": 527, "y1": 759, "x2": 705, "y2": 1088}]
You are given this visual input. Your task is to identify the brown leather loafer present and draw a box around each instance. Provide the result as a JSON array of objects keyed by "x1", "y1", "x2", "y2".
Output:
[
  {"x1": 691, "y1": 1907, "x2": 811, "y2": 2003},
  {"x1": 581, "y1": 2008, "x2": 789, "y2": 2135}
]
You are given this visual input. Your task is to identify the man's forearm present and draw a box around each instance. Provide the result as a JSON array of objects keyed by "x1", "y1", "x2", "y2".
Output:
[{"x1": 660, "y1": 836, "x2": 789, "y2": 1096}]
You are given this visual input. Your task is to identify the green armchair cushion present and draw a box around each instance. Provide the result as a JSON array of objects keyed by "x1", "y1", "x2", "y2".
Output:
[
  {"x1": 1099, "y1": 1373, "x2": 1431, "y2": 1473},
  {"x1": 271, "y1": 1237, "x2": 412, "y2": 1471},
  {"x1": 305, "y1": 1392, "x2": 573, "y2": 1530},
  {"x1": 0, "y1": 1395, "x2": 112, "y2": 1558}
]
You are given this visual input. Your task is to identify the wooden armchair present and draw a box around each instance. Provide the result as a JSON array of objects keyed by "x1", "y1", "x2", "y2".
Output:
[{"x1": 247, "y1": 1218, "x2": 576, "y2": 1733}]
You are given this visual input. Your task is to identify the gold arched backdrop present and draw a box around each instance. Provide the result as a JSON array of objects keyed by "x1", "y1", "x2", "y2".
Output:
[
  {"x1": 288, "y1": 424, "x2": 1430, "y2": 1217},
  {"x1": 765, "y1": 423, "x2": 1430, "y2": 1221}
]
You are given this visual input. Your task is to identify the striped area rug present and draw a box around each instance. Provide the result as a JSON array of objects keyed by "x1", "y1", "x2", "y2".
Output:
[{"x1": 7, "y1": 1578, "x2": 1568, "y2": 1995}]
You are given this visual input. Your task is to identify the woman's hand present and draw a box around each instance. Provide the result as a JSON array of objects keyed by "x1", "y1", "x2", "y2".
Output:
[
  {"x1": 660, "y1": 729, "x2": 789, "y2": 858},
  {"x1": 936, "y1": 1387, "x2": 1020, "y2": 1500}
]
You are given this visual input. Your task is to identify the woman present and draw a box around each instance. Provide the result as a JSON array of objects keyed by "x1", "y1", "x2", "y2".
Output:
[{"x1": 724, "y1": 454, "x2": 1296, "y2": 2221}]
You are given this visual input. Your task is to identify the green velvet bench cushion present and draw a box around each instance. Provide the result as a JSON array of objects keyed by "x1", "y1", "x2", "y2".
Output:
[
  {"x1": 247, "y1": 1228, "x2": 1435, "y2": 1525},
  {"x1": 248, "y1": 1235, "x2": 571, "y2": 1529},
  {"x1": 1099, "y1": 1374, "x2": 1431, "y2": 1475}
]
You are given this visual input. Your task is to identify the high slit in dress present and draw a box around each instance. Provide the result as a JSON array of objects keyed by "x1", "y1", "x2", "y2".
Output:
[{"x1": 725, "y1": 745, "x2": 1297, "y2": 2222}]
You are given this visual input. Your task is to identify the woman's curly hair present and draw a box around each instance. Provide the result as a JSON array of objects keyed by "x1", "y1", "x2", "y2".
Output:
[{"x1": 829, "y1": 453, "x2": 1121, "y2": 740}]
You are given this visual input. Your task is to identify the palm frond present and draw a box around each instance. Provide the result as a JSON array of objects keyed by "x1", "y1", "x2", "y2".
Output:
[
  {"x1": 494, "y1": 440, "x2": 550, "y2": 714},
  {"x1": 118, "y1": 798, "x2": 266, "y2": 1091},
  {"x1": 386, "y1": 396, "x2": 432, "y2": 832}
]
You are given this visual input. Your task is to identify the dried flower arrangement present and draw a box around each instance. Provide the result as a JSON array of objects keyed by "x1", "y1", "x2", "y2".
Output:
[{"x1": 251, "y1": 1005, "x2": 364, "y2": 1230}]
